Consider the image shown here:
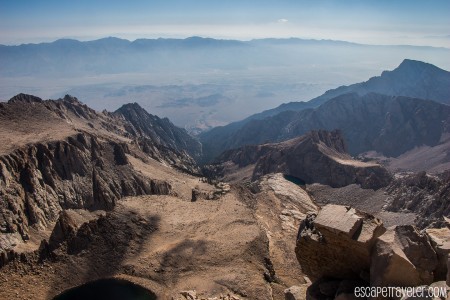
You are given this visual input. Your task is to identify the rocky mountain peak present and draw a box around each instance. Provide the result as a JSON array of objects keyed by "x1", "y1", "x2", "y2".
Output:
[
  {"x1": 115, "y1": 102, "x2": 159, "y2": 125},
  {"x1": 61, "y1": 94, "x2": 82, "y2": 104},
  {"x1": 382, "y1": 58, "x2": 449, "y2": 78},
  {"x1": 307, "y1": 129, "x2": 347, "y2": 154},
  {"x1": 7, "y1": 93, "x2": 43, "y2": 104},
  {"x1": 117, "y1": 102, "x2": 145, "y2": 112},
  {"x1": 115, "y1": 102, "x2": 203, "y2": 161},
  {"x1": 210, "y1": 129, "x2": 390, "y2": 189}
]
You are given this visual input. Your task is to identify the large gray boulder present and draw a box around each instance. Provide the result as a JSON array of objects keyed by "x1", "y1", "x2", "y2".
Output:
[
  {"x1": 295, "y1": 204, "x2": 386, "y2": 280},
  {"x1": 371, "y1": 225, "x2": 438, "y2": 287}
]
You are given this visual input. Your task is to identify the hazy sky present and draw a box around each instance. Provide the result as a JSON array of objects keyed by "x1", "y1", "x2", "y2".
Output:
[{"x1": 1, "y1": 0, "x2": 449, "y2": 47}]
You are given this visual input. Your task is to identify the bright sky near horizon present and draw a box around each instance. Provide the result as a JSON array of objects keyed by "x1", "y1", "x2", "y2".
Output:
[{"x1": 1, "y1": 0, "x2": 449, "y2": 47}]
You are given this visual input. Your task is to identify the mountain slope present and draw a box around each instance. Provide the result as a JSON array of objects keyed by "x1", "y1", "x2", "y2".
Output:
[
  {"x1": 202, "y1": 93, "x2": 450, "y2": 162},
  {"x1": 308, "y1": 59, "x2": 450, "y2": 106},
  {"x1": 115, "y1": 103, "x2": 202, "y2": 160},
  {"x1": 199, "y1": 59, "x2": 450, "y2": 162},
  {"x1": 0, "y1": 93, "x2": 317, "y2": 298},
  {"x1": 0, "y1": 93, "x2": 201, "y2": 249},
  {"x1": 210, "y1": 130, "x2": 391, "y2": 189}
]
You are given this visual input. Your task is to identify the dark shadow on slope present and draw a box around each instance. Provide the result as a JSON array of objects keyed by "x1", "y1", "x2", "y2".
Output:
[
  {"x1": 46, "y1": 210, "x2": 160, "y2": 299},
  {"x1": 156, "y1": 239, "x2": 208, "y2": 284},
  {"x1": 53, "y1": 278, "x2": 157, "y2": 300}
]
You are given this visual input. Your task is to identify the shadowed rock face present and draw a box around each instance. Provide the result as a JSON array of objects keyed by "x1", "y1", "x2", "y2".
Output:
[
  {"x1": 253, "y1": 130, "x2": 391, "y2": 189},
  {"x1": 212, "y1": 130, "x2": 391, "y2": 189},
  {"x1": 371, "y1": 225, "x2": 437, "y2": 287}
]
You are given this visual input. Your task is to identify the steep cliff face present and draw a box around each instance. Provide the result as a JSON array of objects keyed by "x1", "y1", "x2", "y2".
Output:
[
  {"x1": 0, "y1": 132, "x2": 171, "y2": 246},
  {"x1": 115, "y1": 103, "x2": 202, "y2": 161},
  {"x1": 211, "y1": 130, "x2": 391, "y2": 189}
]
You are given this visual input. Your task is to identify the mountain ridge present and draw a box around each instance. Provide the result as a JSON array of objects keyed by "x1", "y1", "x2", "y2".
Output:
[
  {"x1": 199, "y1": 59, "x2": 450, "y2": 163},
  {"x1": 114, "y1": 102, "x2": 202, "y2": 160},
  {"x1": 1, "y1": 93, "x2": 200, "y2": 171},
  {"x1": 207, "y1": 129, "x2": 391, "y2": 189}
]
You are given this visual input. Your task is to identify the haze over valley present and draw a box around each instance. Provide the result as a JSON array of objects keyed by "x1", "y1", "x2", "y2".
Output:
[{"x1": 1, "y1": 37, "x2": 449, "y2": 132}]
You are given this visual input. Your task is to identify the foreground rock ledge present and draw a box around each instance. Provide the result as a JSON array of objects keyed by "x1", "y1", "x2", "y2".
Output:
[
  {"x1": 295, "y1": 204, "x2": 449, "y2": 299},
  {"x1": 296, "y1": 204, "x2": 386, "y2": 281}
]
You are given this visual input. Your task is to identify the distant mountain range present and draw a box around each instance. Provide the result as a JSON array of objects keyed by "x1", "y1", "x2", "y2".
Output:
[
  {"x1": 199, "y1": 60, "x2": 450, "y2": 163},
  {"x1": 1, "y1": 37, "x2": 449, "y2": 78},
  {"x1": 2, "y1": 37, "x2": 449, "y2": 132}
]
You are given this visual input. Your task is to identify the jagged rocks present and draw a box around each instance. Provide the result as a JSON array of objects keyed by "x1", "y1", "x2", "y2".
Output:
[
  {"x1": 48, "y1": 211, "x2": 79, "y2": 250},
  {"x1": 371, "y1": 225, "x2": 438, "y2": 287},
  {"x1": 0, "y1": 132, "x2": 172, "y2": 248},
  {"x1": 115, "y1": 102, "x2": 202, "y2": 164},
  {"x1": 191, "y1": 182, "x2": 230, "y2": 201},
  {"x1": 386, "y1": 171, "x2": 450, "y2": 228},
  {"x1": 296, "y1": 204, "x2": 386, "y2": 281}
]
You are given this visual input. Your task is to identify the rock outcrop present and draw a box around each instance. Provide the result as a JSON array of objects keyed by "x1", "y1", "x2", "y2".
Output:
[
  {"x1": 191, "y1": 182, "x2": 230, "y2": 201},
  {"x1": 426, "y1": 225, "x2": 450, "y2": 280},
  {"x1": 212, "y1": 130, "x2": 391, "y2": 189},
  {"x1": 296, "y1": 204, "x2": 386, "y2": 281},
  {"x1": 296, "y1": 204, "x2": 448, "y2": 298},
  {"x1": 48, "y1": 211, "x2": 80, "y2": 250},
  {"x1": 253, "y1": 130, "x2": 391, "y2": 189}
]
